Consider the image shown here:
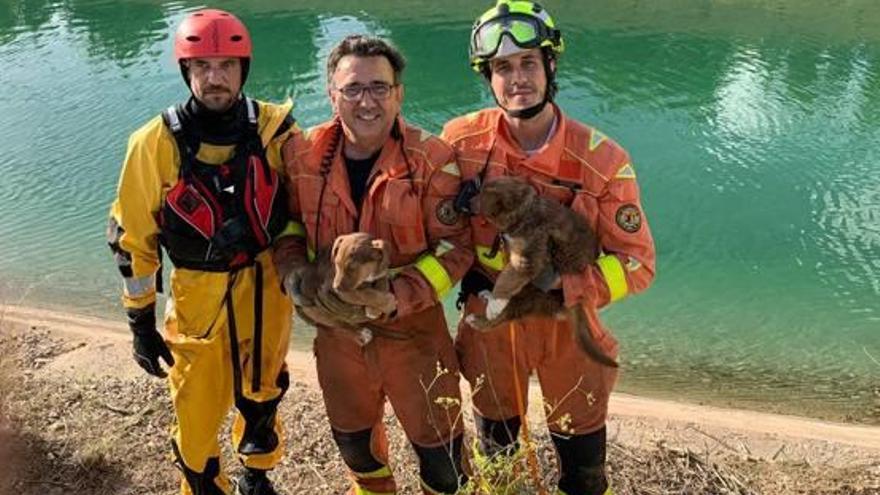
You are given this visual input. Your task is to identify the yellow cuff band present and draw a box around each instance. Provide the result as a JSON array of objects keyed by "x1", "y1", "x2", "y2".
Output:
[
  {"x1": 414, "y1": 254, "x2": 453, "y2": 299},
  {"x1": 597, "y1": 254, "x2": 628, "y2": 303},
  {"x1": 476, "y1": 244, "x2": 505, "y2": 272}
]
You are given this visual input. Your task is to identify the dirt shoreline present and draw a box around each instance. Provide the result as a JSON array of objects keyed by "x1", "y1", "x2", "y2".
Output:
[{"x1": 1, "y1": 304, "x2": 878, "y2": 494}]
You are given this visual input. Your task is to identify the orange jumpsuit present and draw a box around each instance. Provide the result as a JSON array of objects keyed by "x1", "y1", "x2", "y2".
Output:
[
  {"x1": 277, "y1": 117, "x2": 473, "y2": 494},
  {"x1": 442, "y1": 105, "x2": 656, "y2": 438}
]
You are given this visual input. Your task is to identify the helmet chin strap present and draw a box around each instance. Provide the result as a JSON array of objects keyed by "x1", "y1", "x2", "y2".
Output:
[{"x1": 502, "y1": 97, "x2": 548, "y2": 120}]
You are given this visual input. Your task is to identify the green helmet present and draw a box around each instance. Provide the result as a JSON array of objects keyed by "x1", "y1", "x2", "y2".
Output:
[{"x1": 469, "y1": 0, "x2": 565, "y2": 73}]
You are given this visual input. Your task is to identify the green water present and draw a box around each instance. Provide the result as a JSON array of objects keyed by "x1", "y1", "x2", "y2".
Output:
[{"x1": 1, "y1": 0, "x2": 879, "y2": 424}]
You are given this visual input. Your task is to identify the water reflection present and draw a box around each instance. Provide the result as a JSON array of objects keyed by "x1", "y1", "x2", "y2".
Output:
[
  {"x1": 64, "y1": 0, "x2": 168, "y2": 66},
  {"x1": 0, "y1": 0, "x2": 56, "y2": 45},
  {"x1": 0, "y1": 0, "x2": 878, "y2": 423}
]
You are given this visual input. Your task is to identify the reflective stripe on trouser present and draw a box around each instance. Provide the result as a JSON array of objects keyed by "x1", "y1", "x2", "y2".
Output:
[
  {"x1": 315, "y1": 304, "x2": 463, "y2": 494},
  {"x1": 455, "y1": 293, "x2": 618, "y2": 435},
  {"x1": 164, "y1": 251, "x2": 292, "y2": 495},
  {"x1": 347, "y1": 458, "x2": 396, "y2": 494}
]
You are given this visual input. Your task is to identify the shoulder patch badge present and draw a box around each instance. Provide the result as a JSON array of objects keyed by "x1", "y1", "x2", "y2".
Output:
[
  {"x1": 436, "y1": 198, "x2": 460, "y2": 226},
  {"x1": 440, "y1": 162, "x2": 461, "y2": 177},
  {"x1": 614, "y1": 163, "x2": 636, "y2": 179},
  {"x1": 615, "y1": 204, "x2": 642, "y2": 233},
  {"x1": 589, "y1": 130, "x2": 607, "y2": 152}
]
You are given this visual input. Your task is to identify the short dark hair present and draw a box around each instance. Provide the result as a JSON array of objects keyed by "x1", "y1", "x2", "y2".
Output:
[{"x1": 326, "y1": 34, "x2": 407, "y2": 85}]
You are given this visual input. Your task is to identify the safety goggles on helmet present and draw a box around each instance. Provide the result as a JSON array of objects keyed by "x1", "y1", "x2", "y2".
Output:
[
  {"x1": 469, "y1": 1, "x2": 563, "y2": 72},
  {"x1": 471, "y1": 14, "x2": 557, "y2": 61}
]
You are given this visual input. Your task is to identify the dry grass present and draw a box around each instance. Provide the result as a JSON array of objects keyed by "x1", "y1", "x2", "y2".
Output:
[{"x1": 0, "y1": 322, "x2": 878, "y2": 495}]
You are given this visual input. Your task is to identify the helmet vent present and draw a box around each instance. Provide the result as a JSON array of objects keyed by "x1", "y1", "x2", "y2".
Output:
[
  {"x1": 186, "y1": 35, "x2": 201, "y2": 42},
  {"x1": 193, "y1": 12, "x2": 203, "y2": 17},
  {"x1": 230, "y1": 35, "x2": 242, "y2": 42}
]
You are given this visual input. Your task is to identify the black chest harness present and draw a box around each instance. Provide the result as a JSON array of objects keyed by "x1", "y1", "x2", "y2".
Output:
[{"x1": 159, "y1": 98, "x2": 287, "y2": 272}]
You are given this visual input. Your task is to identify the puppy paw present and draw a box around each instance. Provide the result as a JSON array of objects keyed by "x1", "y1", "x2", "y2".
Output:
[
  {"x1": 379, "y1": 294, "x2": 397, "y2": 315},
  {"x1": 356, "y1": 328, "x2": 373, "y2": 346},
  {"x1": 509, "y1": 252, "x2": 531, "y2": 270},
  {"x1": 465, "y1": 314, "x2": 491, "y2": 331}
]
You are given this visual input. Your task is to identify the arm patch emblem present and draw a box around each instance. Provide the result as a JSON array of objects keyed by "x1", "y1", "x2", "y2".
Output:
[
  {"x1": 436, "y1": 198, "x2": 460, "y2": 226},
  {"x1": 615, "y1": 204, "x2": 642, "y2": 233}
]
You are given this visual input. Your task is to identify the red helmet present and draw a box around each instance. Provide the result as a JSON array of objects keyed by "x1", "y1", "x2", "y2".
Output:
[{"x1": 173, "y1": 9, "x2": 252, "y2": 61}]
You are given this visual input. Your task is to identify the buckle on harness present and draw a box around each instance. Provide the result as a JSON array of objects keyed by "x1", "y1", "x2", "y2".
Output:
[{"x1": 454, "y1": 177, "x2": 481, "y2": 216}]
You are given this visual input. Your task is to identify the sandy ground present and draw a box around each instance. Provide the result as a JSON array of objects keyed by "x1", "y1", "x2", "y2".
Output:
[{"x1": 0, "y1": 304, "x2": 878, "y2": 494}]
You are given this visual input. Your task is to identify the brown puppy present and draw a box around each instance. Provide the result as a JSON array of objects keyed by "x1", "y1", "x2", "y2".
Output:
[
  {"x1": 331, "y1": 232, "x2": 396, "y2": 318},
  {"x1": 296, "y1": 233, "x2": 396, "y2": 345},
  {"x1": 468, "y1": 176, "x2": 618, "y2": 368}
]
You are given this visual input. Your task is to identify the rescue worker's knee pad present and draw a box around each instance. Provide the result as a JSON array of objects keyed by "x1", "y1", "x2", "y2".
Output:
[
  {"x1": 172, "y1": 440, "x2": 226, "y2": 495},
  {"x1": 331, "y1": 427, "x2": 385, "y2": 474},
  {"x1": 236, "y1": 370, "x2": 289, "y2": 456},
  {"x1": 412, "y1": 435, "x2": 466, "y2": 494},
  {"x1": 475, "y1": 414, "x2": 521, "y2": 457},
  {"x1": 551, "y1": 426, "x2": 608, "y2": 495}
]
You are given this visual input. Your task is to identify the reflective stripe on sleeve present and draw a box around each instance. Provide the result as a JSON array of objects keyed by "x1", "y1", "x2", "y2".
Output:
[
  {"x1": 414, "y1": 253, "x2": 454, "y2": 299},
  {"x1": 475, "y1": 244, "x2": 505, "y2": 272},
  {"x1": 596, "y1": 254, "x2": 628, "y2": 302},
  {"x1": 123, "y1": 274, "x2": 156, "y2": 298}
]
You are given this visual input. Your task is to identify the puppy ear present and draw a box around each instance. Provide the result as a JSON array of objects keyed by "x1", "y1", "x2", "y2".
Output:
[
  {"x1": 373, "y1": 239, "x2": 391, "y2": 268},
  {"x1": 331, "y1": 236, "x2": 342, "y2": 261},
  {"x1": 371, "y1": 239, "x2": 386, "y2": 261}
]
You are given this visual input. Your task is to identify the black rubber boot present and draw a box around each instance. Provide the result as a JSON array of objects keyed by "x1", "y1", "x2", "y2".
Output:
[
  {"x1": 475, "y1": 414, "x2": 521, "y2": 457},
  {"x1": 552, "y1": 426, "x2": 609, "y2": 495},
  {"x1": 235, "y1": 469, "x2": 280, "y2": 495},
  {"x1": 172, "y1": 441, "x2": 226, "y2": 495}
]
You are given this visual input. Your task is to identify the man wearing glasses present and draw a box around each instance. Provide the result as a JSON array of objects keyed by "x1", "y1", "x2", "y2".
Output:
[
  {"x1": 443, "y1": 1, "x2": 656, "y2": 494},
  {"x1": 273, "y1": 35, "x2": 472, "y2": 494}
]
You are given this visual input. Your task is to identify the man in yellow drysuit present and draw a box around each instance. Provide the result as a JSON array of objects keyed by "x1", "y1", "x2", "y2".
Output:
[{"x1": 106, "y1": 9, "x2": 299, "y2": 495}]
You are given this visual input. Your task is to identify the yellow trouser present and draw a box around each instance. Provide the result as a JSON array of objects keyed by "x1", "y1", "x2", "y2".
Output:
[{"x1": 163, "y1": 251, "x2": 292, "y2": 495}]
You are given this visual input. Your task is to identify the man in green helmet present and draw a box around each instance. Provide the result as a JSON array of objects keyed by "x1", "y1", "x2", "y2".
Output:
[{"x1": 443, "y1": 2, "x2": 657, "y2": 494}]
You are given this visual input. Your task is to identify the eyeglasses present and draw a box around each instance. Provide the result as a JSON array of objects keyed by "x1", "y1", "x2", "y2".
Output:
[{"x1": 333, "y1": 82, "x2": 398, "y2": 102}]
